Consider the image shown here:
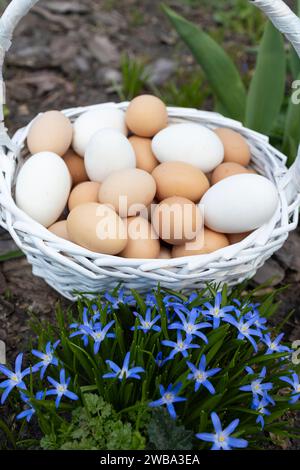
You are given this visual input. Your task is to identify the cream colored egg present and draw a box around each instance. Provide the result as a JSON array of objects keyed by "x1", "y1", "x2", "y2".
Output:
[
  {"x1": 68, "y1": 181, "x2": 101, "y2": 211},
  {"x1": 120, "y1": 216, "x2": 160, "y2": 259},
  {"x1": 67, "y1": 202, "x2": 127, "y2": 254},
  {"x1": 172, "y1": 228, "x2": 229, "y2": 257},
  {"x1": 200, "y1": 174, "x2": 279, "y2": 233},
  {"x1": 152, "y1": 123, "x2": 224, "y2": 173},
  {"x1": 48, "y1": 220, "x2": 70, "y2": 241},
  {"x1": 63, "y1": 149, "x2": 88, "y2": 187},
  {"x1": 129, "y1": 136, "x2": 159, "y2": 173},
  {"x1": 152, "y1": 196, "x2": 203, "y2": 246},
  {"x1": 214, "y1": 128, "x2": 251, "y2": 166},
  {"x1": 152, "y1": 162, "x2": 210, "y2": 202},
  {"x1": 99, "y1": 168, "x2": 156, "y2": 217},
  {"x1": 27, "y1": 111, "x2": 73, "y2": 157},
  {"x1": 72, "y1": 107, "x2": 128, "y2": 157},
  {"x1": 126, "y1": 95, "x2": 168, "y2": 138},
  {"x1": 16, "y1": 152, "x2": 71, "y2": 227},
  {"x1": 85, "y1": 128, "x2": 136, "y2": 182},
  {"x1": 211, "y1": 162, "x2": 251, "y2": 185}
]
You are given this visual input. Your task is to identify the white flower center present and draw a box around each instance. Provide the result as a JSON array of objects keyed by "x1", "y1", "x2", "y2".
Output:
[
  {"x1": 164, "y1": 393, "x2": 174, "y2": 404},
  {"x1": 57, "y1": 384, "x2": 67, "y2": 394},
  {"x1": 196, "y1": 371, "x2": 206, "y2": 382},
  {"x1": 43, "y1": 353, "x2": 52, "y2": 365}
]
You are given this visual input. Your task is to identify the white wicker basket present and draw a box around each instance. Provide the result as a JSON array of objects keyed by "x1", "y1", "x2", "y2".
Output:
[{"x1": 1, "y1": 0, "x2": 300, "y2": 301}]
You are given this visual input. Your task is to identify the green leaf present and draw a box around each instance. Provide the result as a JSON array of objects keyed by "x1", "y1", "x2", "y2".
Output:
[
  {"x1": 148, "y1": 409, "x2": 193, "y2": 450},
  {"x1": 245, "y1": 21, "x2": 286, "y2": 134},
  {"x1": 282, "y1": 73, "x2": 300, "y2": 166},
  {"x1": 162, "y1": 4, "x2": 246, "y2": 121},
  {"x1": 0, "y1": 250, "x2": 24, "y2": 262}
]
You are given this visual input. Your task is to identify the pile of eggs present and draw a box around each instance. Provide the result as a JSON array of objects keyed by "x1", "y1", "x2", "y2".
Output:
[{"x1": 15, "y1": 94, "x2": 279, "y2": 260}]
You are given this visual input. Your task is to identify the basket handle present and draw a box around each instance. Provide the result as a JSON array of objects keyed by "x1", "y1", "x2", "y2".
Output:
[{"x1": 1, "y1": 0, "x2": 300, "y2": 199}]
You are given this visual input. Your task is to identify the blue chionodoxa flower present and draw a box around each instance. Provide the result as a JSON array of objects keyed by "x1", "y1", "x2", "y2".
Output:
[
  {"x1": 239, "y1": 366, "x2": 274, "y2": 404},
  {"x1": 32, "y1": 340, "x2": 60, "y2": 379},
  {"x1": 131, "y1": 308, "x2": 161, "y2": 333},
  {"x1": 17, "y1": 391, "x2": 44, "y2": 423},
  {"x1": 280, "y1": 373, "x2": 300, "y2": 404},
  {"x1": 162, "y1": 331, "x2": 199, "y2": 360},
  {"x1": 196, "y1": 412, "x2": 248, "y2": 450},
  {"x1": 201, "y1": 292, "x2": 235, "y2": 329},
  {"x1": 251, "y1": 396, "x2": 271, "y2": 429},
  {"x1": 263, "y1": 333, "x2": 291, "y2": 355},
  {"x1": 69, "y1": 307, "x2": 100, "y2": 346},
  {"x1": 104, "y1": 289, "x2": 135, "y2": 311},
  {"x1": 169, "y1": 307, "x2": 211, "y2": 343},
  {"x1": 82, "y1": 320, "x2": 115, "y2": 354},
  {"x1": 187, "y1": 355, "x2": 221, "y2": 394},
  {"x1": 0, "y1": 353, "x2": 36, "y2": 404},
  {"x1": 103, "y1": 352, "x2": 144, "y2": 381},
  {"x1": 46, "y1": 369, "x2": 78, "y2": 408},
  {"x1": 149, "y1": 382, "x2": 187, "y2": 419},
  {"x1": 226, "y1": 315, "x2": 261, "y2": 351}
]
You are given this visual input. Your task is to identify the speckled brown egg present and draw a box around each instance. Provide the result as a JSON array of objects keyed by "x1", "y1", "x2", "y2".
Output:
[
  {"x1": 152, "y1": 162, "x2": 210, "y2": 202},
  {"x1": 27, "y1": 110, "x2": 73, "y2": 156},
  {"x1": 172, "y1": 227, "x2": 229, "y2": 257},
  {"x1": 129, "y1": 136, "x2": 159, "y2": 173},
  {"x1": 152, "y1": 196, "x2": 202, "y2": 246},
  {"x1": 211, "y1": 162, "x2": 251, "y2": 185},
  {"x1": 68, "y1": 181, "x2": 101, "y2": 211},
  {"x1": 48, "y1": 220, "x2": 70, "y2": 241},
  {"x1": 120, "y1": 216, "x2": 160, "y2": 259},
  {"x1": 63, "y1": 149, "x2": 88, "y2": 187},
  {"x1": 67, "y1": 202, "x2": 127, "y2": 254},
  {"x1": 125, "y1": 95, "x2": 168, "y2": 138},
  {"x1": 214, "y1": 128, "x2": 251, "y2": 166},
  {"x1": 99, "y1": 168, "x2": 156, "y2": 218}
]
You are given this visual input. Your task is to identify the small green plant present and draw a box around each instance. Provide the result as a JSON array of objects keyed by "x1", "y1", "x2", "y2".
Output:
[
  {"x1": 158, "y1": 73, "x2": 208, "y2": 108},
  {"x1": 163, "y1": 2, "x2": 300, "y2": 166},
  {"x1": 0, "y1": 285, "x2": 299, "y2": 450},
  {"x1": 40, "y1": 393, "x2": 145, "y2": 450},
  {"x1": 116, "y1": 54, "x2": 149, "y2": 101}
]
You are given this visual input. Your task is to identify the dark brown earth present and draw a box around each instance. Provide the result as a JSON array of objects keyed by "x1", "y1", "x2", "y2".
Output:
[{"x1": 0, "y1": 0, "x2": 299, "y2": 449}]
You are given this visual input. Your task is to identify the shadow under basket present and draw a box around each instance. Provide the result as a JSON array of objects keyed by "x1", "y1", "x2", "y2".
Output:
[{"x1": 1, "y1": 0, "x2": 300, "y2": 300}]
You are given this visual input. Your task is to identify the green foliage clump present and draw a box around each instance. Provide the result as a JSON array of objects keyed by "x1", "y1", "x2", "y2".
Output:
[{"x1": 40, "y1": 393, "x2": 145, "y2": 451}]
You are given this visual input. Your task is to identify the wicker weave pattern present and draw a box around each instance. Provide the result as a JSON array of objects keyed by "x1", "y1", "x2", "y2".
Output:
[{"x1": 0, "y1": 1, "x2": 300, "y2": 300}]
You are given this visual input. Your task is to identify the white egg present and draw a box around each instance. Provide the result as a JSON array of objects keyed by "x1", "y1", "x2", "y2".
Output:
[
  {"x1": 84, "y1": 128, "x2": 136, "y2": 182},
  {"x1": 16, "y1": 152, "x2": 71, "y2": 227},
  {"x1": 72, "y1": 107, "x2": 128, "y2": 157},
  {"x1": 152, "y1": 123, "x2": 224, "y2": 173},
  {"x1": 200, "y1": 174, "x2": 279, "y2": 233}
]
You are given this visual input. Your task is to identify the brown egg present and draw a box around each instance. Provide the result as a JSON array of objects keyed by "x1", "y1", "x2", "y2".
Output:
[
  {"x1": 211, "y1": 162, "x2": 251, "y2": 185},
  {"x1": 129, "y1": 136, "x2": 159, "y2": 173},
  {"x1": 152, "y1": 162, "x2": 210, "y2": 202},
  {"x1": 68, "y1": 181, "x2": 101, "y2": 211},
  {"x1": 159, "y1": 245, "x2": 172, "y2": 259},
  {"x1": 228, "y1": 232, "x2": 251, "y2": 244},
  {"x1": 48, "y1": 220, "x2": 70, "y2": 241},
  {"x1": 99, "y1": 168, "x2": 156, "y2": 218},
  {"x1": 67, "y1": 202, "x2": 127, "y2": 254},
  {"x1": 152, "y1": 196, "x2": 202, "y2": 246},
  {"x1": 63, "y1": 149, "x2": 88, "y2": 187},
  {"x1": 27, "y1": 110, "x2": 73, "y2": 156},
  {"x1": 120, "y1": 216, "x2": 160, "y2": 259},
  {"x1": 172, "y1": 228, "x2": 229, "y2": 257},
  {"x1": 126, "y1": 95, "x2": 168, "y2": 138},
  {"x1": 214, "y1": 128, "x2": 251, "y2": 166}
]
